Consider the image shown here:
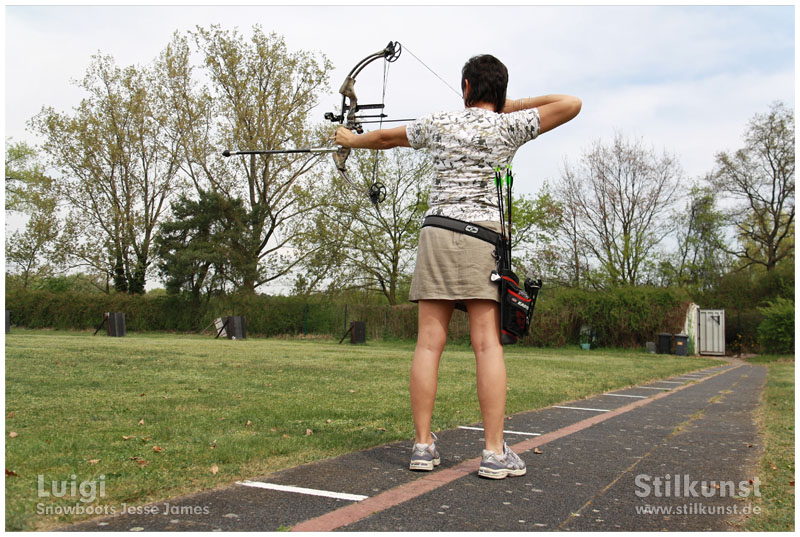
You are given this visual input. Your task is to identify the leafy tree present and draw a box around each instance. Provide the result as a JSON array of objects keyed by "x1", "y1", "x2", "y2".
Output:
[
  {"x1": 5, "y1": 139, "x2": 52, "y2": 213},
  {"x1": 557, "y1": 133, "x2": 681, "y2": 287},
  {"x1": 290, "y1": 207, "x2": 350, "y2": 299},
  {"x1": 4, "y1": 140, "x2": 62, "y2": 287},
  {"x1": 31, "y1": 54, "x2": 183, "y2": 294},
  {"x1": 660, "y1": 182, "x2": 730, "y2": 292},
  {"x1": 158, "y1": 26, "x2": 333, "y2": 293},
  {"x1": 6, "y1": 215, "x2": 60, "y2": 288},
  {"x1": 757, "y1": 297, "x2": 794, "y2": 354},
  {"x1": 35, "y1": 274, "x2": 106, "y2": 294},
  {"x1": 155, "y1": 190, "x2": 251, "y2": 299},
  {"x1": 508, "y1": 184, "x2": 564, "y2": 284},
  {"x1": 712, "y1": 101, "x2": 794, "y2": 271}
]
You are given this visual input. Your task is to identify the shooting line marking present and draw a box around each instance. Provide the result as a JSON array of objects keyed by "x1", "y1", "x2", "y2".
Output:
[
  {"x1": 604, "y1": 393, "x2": 647, "y2": 399},
  {"x1": 553, "y1": 406, "x2": 610, "y2": 412},
  {"x1": 653, "y1": 380, "x2": 685, "y2": 384},
  {"x1": 636, "y1": 386, "x2": 673, "y2": 390},
  {"x1": 290, "y1": 366, "x2": 740, "y2": 532},
  {"x1": 236, "y1": 481, "x2": 367, "y2": 502},
  {"x1": 458, "y1": 426, "x2": 541, "y2": 436}
]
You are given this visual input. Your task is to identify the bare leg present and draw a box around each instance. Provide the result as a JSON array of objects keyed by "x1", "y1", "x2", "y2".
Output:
[
  {"x1": 465, "y1": 299, "x2": 506, "y2": 454},
  {"x1": 410, "y1": 299, "x2": 454, "y2": 445}
]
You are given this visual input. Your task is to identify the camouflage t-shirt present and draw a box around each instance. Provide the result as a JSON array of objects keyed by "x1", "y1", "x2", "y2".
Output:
[{"x1": 406, "y1": 107, "x2": 540, "y2": 222}]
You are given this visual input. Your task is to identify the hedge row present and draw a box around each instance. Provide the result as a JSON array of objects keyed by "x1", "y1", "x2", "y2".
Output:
[
  {"x1": 5, "y1": 286, "x2": 690, "y2": 348},
  {"x1": 757, "y1": 298, "x2": 795, "y2": 354},
  {"x1": 525, "y1": 286, "x2": 689, "y2": 347}
]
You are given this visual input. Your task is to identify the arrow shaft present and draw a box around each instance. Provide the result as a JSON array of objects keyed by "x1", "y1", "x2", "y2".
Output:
[{"x1": 224, "y1": 148, "x2": 338, "y2": 157}]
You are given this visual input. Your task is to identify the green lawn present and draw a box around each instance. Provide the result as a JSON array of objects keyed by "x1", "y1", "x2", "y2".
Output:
[
  {"x1": 5, "y1": 330, "x2": 718, "y2": 530},
  {"x1": 744, "y1": 356, "x2": 795, "y2": 531}
]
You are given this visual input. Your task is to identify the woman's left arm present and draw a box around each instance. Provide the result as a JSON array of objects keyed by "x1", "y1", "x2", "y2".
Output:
[
  {"x1": 503, "y1": 95, "x2": 582, "y2": 134},
  {"x1": 334, "y1": 125, "x2": 410, "y2": 149}
]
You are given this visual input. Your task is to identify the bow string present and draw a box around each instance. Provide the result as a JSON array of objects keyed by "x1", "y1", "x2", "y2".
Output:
[{"x1": 326, "y1": 41, "x2": 403, "y2": 206}]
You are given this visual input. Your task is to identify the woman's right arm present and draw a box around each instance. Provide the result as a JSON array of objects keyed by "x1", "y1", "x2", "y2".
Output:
[{"x1": 503, "y1": 94, "x2": 582, "y2": 134}]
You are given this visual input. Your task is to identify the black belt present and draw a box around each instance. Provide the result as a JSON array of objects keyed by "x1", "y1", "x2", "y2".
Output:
[{"x1": 422, "y1": 215, "x2": 502, "y2": 246}]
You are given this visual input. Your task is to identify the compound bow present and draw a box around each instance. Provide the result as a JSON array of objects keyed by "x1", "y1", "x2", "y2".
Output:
[
  {"x1": 325, "y1": 40, "x2": 403, "y2": 206},
  {"x1": 223, "y1": 41, "x2": 405, "y2": 207}
]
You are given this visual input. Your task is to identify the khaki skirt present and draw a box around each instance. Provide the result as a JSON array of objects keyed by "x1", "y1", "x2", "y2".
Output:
[{"x1": 409, "y1": 220, "x2": 502, "y2": 306}]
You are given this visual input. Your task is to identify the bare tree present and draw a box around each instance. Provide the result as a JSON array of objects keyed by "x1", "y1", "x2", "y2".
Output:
[
  {"x1": 552, "y1": 171, "x2": 591, "y2": 287},
  {"x1": 557, "y1": 134, "x2": 681, "y2": 287},
  {"x1": 712, "y1": 102, "x2": 794, "y2": 271}
]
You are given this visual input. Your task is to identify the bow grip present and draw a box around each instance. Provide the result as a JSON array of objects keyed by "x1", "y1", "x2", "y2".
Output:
[{"x1": 334, "y1": 146, "x2": 350, "y2": 171}]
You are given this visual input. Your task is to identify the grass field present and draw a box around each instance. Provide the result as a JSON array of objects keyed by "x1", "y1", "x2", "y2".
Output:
[
  {"x1": 5, "y1": 330, "x2": 719, "y2": 530},
  {"x1": 743, "y1": 356, "x2": 795, "y2": 532}
]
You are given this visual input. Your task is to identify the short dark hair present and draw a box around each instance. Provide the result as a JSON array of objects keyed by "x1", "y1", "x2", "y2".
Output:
[{"x1": 461, "y1": 55, "x2": 508, "y2": 113}]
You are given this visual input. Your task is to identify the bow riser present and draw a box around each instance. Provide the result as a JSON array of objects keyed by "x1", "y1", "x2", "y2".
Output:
[{"x1": 325, "y1": 41, "x2": 401, "y2": 206}]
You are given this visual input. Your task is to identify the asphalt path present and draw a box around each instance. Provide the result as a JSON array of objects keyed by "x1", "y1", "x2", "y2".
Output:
[{"x1": 58, "y1": 361, "x2": 766, "y2": 532}]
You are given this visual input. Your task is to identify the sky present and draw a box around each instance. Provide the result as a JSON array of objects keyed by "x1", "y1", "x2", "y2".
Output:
[
  {"x1": 5, "y1": 3, "x2": 795, "y2": 190},
  {"x1": 2, "y1": 2, "x2": 796, "y2": 291}
]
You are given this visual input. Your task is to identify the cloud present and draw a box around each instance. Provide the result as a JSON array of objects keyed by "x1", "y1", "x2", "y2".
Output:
[{"x1": 4, "y1": 4, "x2": 794, "y2": 196}]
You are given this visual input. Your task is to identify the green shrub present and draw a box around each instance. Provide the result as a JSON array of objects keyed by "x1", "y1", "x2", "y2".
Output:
[
  {"x1": 524, "y1": 286, "x2": 688, "y2": 348},
  {"x1": 757, "y1": 298, "x2": 795, "y2": 354},
  {"x1": 726, "y1": 310, "x2": 762, "y2": 355},
  {"x1": 5, "y1": 286, "x2": 689, "y2": 347}
]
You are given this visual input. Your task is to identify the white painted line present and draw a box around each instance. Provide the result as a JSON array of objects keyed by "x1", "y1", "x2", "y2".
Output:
[
  {"x1": 604, "y1": 393, "x2": 647, "y2": 398},
  {"x1": 236, "y1": 480, "x2": 368, "y2": 502},
  {"x1": 553, "y1": 406, "x2": 610, "y2": 412},
  {"x1": 635, "y1": 386, "x2": 673, "y2": 390},
  {"x1": 654, "y1": 380, "x2": 685, "y2": 384},
  {"x1": 458, "y1": 426, "x2": 541, "y2": 436}
]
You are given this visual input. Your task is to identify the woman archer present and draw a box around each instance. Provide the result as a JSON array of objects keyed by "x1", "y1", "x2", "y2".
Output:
[{"x1": 334, "y1": 54, "x2": 580, "y2": 479}]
